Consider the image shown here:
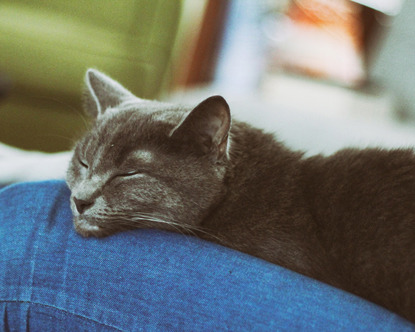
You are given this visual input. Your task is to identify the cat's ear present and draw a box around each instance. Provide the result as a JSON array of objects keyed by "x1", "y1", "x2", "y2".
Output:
[
  {"x1": 171, "y1": 96, "x2": 231, "y2": 162},
  {"x1": 84, "y1": 69, "x2": 134, "y2": 118}
]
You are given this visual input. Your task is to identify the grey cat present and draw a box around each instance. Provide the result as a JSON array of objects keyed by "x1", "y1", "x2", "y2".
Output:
[{"x1": 67, "y1": 69, "x2": 415, "y2": 323}]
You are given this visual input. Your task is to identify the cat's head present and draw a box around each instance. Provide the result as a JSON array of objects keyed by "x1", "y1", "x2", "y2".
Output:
[{"x1": 66, "y1": 69, "x2": 231, "y2": 237}]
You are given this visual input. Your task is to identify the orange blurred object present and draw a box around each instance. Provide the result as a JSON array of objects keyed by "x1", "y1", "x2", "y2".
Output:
[{"x1": 269, "y1": 0, "x2": 366, "y2": 86}]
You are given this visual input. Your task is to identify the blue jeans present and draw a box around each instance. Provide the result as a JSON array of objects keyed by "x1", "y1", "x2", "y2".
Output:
[{"x1": 0, "y1": 181, "x2": 414, "y2": 331}]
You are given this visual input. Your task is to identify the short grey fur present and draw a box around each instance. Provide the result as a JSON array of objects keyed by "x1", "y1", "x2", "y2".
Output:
[{"x1": 67, "y1": 69, "x2": 415, "y2": 323}]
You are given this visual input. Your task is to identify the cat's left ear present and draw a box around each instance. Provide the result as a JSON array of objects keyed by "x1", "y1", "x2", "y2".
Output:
[
  {"x1": 171, "y1": 96, "x2": 231, "y2": 162},
  {"x1": 84, "y1": 69, "x2": 134, "y2": 118}
]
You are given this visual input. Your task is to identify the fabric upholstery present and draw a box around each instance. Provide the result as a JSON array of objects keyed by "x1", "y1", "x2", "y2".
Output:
[{"x1": 0, "y1": 1, "x2": 181, "y2": 151}]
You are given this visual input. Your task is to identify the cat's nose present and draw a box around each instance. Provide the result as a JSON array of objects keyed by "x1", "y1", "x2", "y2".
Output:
[{"x1": 73, "y1": 197, "x2": 94, "y2": 214}]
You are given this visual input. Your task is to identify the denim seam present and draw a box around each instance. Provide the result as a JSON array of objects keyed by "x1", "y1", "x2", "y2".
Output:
[{"x1": 0, "y1": 299, "x2": 125, "y2": 331}]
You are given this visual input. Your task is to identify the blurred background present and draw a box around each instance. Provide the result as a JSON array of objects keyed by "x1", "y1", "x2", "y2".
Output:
[{"x1": 1, "y1": 0, "x2": 415, "y2": 156}]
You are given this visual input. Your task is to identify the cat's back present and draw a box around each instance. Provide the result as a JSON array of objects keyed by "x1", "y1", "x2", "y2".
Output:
[
  {"x1": 304, "y1": 147, "x2": 415, "y2": 221},
  {"x1": 302, "y1": 147, "x2": 415, "y2": 322}
]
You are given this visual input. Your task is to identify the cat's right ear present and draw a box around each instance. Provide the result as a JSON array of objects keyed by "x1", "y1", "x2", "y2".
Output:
[
  {"x1": 170, "y1": 96, "x2": 231, "y2": 162},
  {"x1": 83, "y1": 69, "x2": 134, "y2": 118}
]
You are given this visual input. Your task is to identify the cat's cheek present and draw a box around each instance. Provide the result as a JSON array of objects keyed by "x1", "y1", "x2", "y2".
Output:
[
  {"x1": 107, "y1": 178, "x2": 159, "y2": 203},
  {"x1": 66, "y1": 166, "x2": 79, "y2": 188}
]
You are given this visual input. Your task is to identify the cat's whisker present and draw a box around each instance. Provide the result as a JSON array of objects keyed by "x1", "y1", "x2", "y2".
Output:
[
  {"x1": 38, "y1": 95, "x2": 91, "y2": 132},
  {"x1": 73, "y1": 108, "x2": 91, "y2": 132},
  {"x1": 135, "y1": 212, "x2": 225, "y2": 244},
  {"x1": 132, "y1": 215, "x2": 191, "y2": 236},
  {"x1": 109, "y1": 212, "x2": 200, "y2": 239},
  {"x1": 193, "y1": 227, "x2": 224, "y2": 243},
  {"x1": 139, "y1": 212, "x2": 226, "y2": 244},
  {"x1": 36, "y1": 134, "x2": 78, "y2": 146}
]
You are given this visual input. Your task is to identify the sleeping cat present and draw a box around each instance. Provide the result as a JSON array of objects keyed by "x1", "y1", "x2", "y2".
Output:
[{"x1": 66, "y1": 69, "x2": 415, "y2": 323}]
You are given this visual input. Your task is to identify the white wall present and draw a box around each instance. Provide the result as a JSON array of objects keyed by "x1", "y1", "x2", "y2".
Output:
[{"x1": 372, "y1": 0, "x2": 415, "y2": 120}]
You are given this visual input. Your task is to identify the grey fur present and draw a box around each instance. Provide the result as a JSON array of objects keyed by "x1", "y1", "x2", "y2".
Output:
[{"x1": 67, "y1": 69, "x2": 415, "y2": 323}]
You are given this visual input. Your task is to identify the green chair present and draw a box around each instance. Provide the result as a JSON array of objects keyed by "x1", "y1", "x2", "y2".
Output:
[{"x1": 0, "y1": 0, "x2": 181, "y2": 151}]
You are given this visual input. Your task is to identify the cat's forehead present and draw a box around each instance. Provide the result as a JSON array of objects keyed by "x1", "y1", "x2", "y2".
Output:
[
  {"x1": 117, "y1": 99, "x2": 188, "y2": 121},
  {"x1": 80, "y1": 102, "x2": 189, "y2": 168},
  {"x1": 81, "y1": 130, "x2": 160, "y2": 173},
  {"x1": 99, "y1": 100, "x2": 187, "y2": 135}
]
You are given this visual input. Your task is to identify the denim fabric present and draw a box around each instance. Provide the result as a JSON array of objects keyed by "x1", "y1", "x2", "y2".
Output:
[{"x1": 0, "y1": 181, "x2": 414, "y2": 331}]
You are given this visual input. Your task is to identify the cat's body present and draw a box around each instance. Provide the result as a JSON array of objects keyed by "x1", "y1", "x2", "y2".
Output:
[
  {"x1": 67, "y1": 69, "x2": 415, "y2": 323},
  {"x1": 201, "y1": 123, "x2": 415, "y2": 322}
]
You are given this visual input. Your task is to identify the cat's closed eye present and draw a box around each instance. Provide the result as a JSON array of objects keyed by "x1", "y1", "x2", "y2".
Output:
[
  {"x1": 117, "y1": 170, "x2": 145, "y2": 178},
  {"x1": 77, "y1": 157, "x2": 89, "y2": 169}
]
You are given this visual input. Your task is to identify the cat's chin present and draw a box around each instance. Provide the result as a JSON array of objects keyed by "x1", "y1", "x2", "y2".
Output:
[{"x1": 74, "y1": 218, "x2": 107, "y2": 238}]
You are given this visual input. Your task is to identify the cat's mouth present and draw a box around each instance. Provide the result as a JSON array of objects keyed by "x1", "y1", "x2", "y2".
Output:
[
  {"x1": 73, "y1": 216, "x2": 104, "y2": 237},
  {"x1": 73, "y1": 215, "x2": 129, "y2": 238}
]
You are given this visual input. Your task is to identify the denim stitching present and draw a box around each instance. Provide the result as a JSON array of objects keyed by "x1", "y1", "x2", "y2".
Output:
[{"x1": 0, "y1": 300, "x2": 126, "y2": 332}]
